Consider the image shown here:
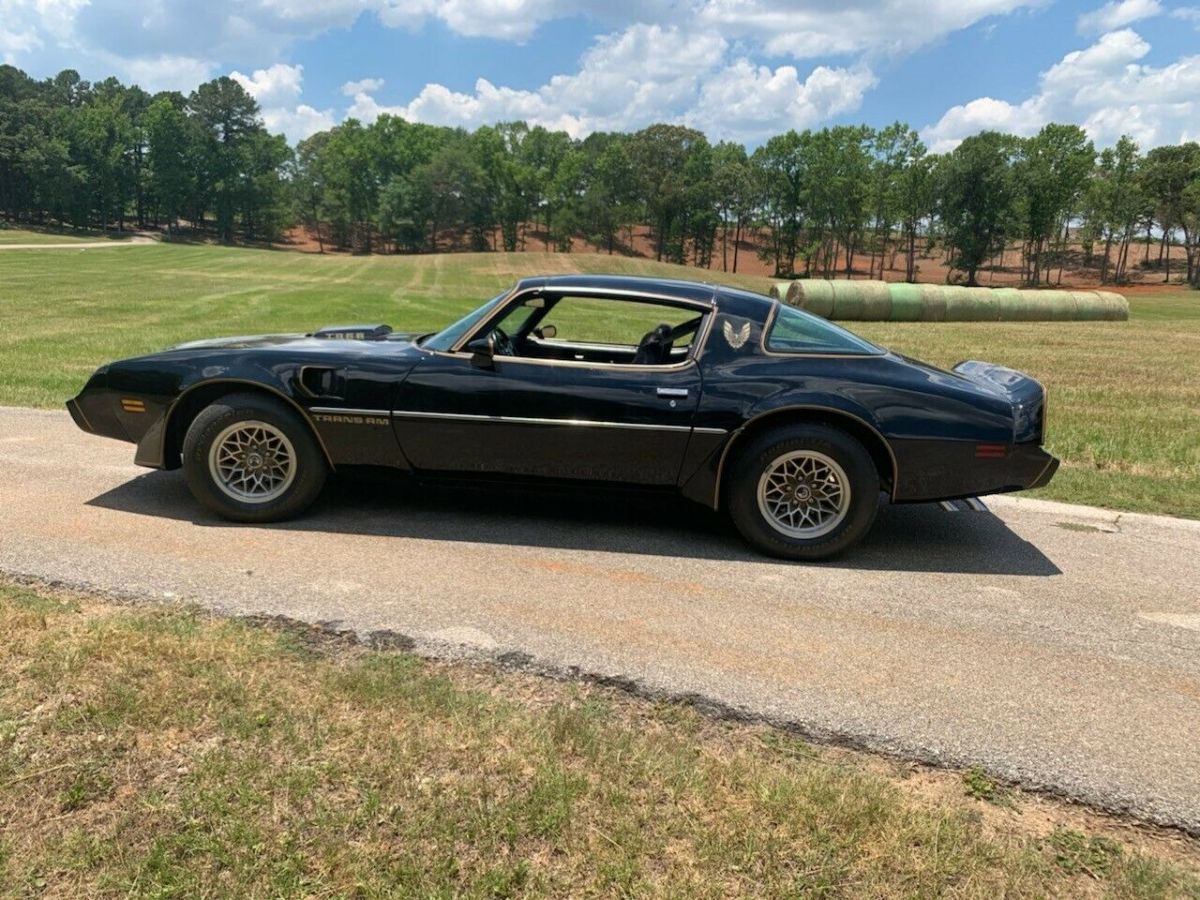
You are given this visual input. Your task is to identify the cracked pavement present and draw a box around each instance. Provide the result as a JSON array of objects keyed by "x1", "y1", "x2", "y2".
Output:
[{"x1": 1, "y1": 406, "x2": 1198, "y2": 832}]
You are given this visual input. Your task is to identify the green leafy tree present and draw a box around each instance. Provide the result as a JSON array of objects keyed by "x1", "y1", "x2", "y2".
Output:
[
  {"x1": 937, "y1": 132, "x2": 1018, "y2": 286},
  {"x1": 1085, "y1": 136, "x2": 1145, "y2": 284},
  {"x1": 628, "y1": 124, "x2": 710, "y2": 264},
  {"x1": 894, "y1": 132, "x2": 933, "y2": 283},
  {"x1": 752, "y1": 130, "x2": 807, "y2": 276},
  {"x1": 187, "y1": 76, "x2": 265, "y2": 243},
  {"x1": 1141, "y1": 142, "x2": 1200, "y2": 282},
  {"x1": 711, "y1": 141, "x2": 754, "y2": 273},
  {"x1": 1014, "y1": 124, "x2": 1094, "y2": 285},
  {"x1": 145, "y1": 95, "x2": 191, "y2": 232}
]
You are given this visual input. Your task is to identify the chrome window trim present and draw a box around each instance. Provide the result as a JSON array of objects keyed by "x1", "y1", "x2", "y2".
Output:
[{"x1": 447, "y1": 284, "x2": 717, "y2": 369}]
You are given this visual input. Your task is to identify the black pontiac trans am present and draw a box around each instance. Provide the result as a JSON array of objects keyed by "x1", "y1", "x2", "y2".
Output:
[{"x1": 68, "y1": 275, "x2": 1058, "y2": 559}]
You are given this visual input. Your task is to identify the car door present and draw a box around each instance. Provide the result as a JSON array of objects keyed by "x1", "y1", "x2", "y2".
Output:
[{"x1": 392, "y1": 293, "x2": 708, "y2": 485}]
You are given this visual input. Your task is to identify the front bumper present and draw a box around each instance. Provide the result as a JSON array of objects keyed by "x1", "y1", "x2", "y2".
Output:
[{"x1": 65, "y1": 396, "x2": 94, "y2": 433}]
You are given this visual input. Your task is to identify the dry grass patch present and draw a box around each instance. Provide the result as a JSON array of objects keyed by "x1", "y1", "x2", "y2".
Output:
[{"x1": 2, "y1": 579, "x2": 1198, "y2": 898}]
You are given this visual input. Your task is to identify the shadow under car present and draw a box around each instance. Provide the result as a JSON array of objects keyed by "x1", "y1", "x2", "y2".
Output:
[{"x1": 86, "y1": 469, "x2": 1060, "y2": 577}]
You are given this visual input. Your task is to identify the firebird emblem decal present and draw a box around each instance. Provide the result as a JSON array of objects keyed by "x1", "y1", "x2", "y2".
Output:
[{"x1": 722, "y1": 320, "x2": 751, "y2": 350}]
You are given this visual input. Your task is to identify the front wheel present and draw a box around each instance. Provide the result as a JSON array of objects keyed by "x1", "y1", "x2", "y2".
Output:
[
  {"x1": 726, "y1": 424, "x2": 879, "y2": 560},
  {"x1": 182, "y1": 393, "x2": 328, "y2": 523}
]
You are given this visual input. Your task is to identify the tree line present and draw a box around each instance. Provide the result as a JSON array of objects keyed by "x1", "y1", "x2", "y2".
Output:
[{"x1": 2, "y1": 64, "x2": 1198, "y2": 288}]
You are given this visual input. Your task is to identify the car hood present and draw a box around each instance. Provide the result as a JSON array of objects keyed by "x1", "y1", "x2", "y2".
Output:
[{"x1": 169, "y1": 331, "x2": 425, "y2": 352}]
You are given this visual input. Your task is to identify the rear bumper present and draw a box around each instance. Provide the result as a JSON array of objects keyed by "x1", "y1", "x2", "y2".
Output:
[
  {"x1": 892, "y1": 439, "x2": 1059, "y2": 502},
  {"x1": 1028, "y1": 451, "x2": 1060, "y2": 490}
]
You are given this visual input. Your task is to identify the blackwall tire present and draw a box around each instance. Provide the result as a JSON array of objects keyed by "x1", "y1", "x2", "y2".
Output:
[
  {"x1": 727, "y1": 424, "x2": 879, "y2": 560},
  {"x1": 182, "y1": 393, "x2": 327, "y2": 523}
]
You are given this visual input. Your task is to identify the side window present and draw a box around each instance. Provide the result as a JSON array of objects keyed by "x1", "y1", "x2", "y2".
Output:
[
  {"x1": 491, "y1": 297, "x2": 545, "y2": 335},
  {"x1": 542, "y1": 296, "x2": 702, "y2": 349}
]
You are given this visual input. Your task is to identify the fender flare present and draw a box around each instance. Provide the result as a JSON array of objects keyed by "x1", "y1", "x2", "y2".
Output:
[
  {"x1": 710, "y1": 403, "x2": 899, "y2": 508},
  {"x1": 138, "y1": 376, "x2": 334, "y2": 470}
]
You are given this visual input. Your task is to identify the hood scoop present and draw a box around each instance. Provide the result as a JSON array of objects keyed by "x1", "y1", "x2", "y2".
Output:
[{"x1": 311, "y1": 324, "x2": 393, "y2": 341}]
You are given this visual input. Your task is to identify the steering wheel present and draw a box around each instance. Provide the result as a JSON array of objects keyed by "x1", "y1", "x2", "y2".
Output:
[{"x1": 492, "y1": 326, "x2": 515, "y2": 357}]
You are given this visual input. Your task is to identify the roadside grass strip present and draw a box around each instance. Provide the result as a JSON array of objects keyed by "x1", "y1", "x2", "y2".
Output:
[{"x1": 2, "y1": 580, "x2": 1198, "y2": 898}]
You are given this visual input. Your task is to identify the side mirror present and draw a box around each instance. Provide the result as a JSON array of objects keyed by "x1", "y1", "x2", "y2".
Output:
[
  {"x1": 467, "y1": 334, "x2": 495, "y2": 368},
  {"x1": 537, "y1": 323, "x2": 557, "y2": 340}
]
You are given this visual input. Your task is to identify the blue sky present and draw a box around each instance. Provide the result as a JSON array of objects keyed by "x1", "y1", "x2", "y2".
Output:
[{"x1": 3, "y1": 0, "x2": 1199, "y2": 150}]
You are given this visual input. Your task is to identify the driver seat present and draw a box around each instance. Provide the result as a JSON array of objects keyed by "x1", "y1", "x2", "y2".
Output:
[{"x1": 632, "y1": 323, "x2": 674, "y2": 365}]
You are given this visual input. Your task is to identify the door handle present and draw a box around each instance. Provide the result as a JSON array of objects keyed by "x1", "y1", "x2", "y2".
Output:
[{"x1": 656, "y1": 387, "x2": 689, "y2": 398}]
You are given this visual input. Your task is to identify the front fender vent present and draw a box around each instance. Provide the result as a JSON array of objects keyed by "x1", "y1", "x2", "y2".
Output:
[{"x1": 297, "y1": 366, "x2": 346, "y2": 399}]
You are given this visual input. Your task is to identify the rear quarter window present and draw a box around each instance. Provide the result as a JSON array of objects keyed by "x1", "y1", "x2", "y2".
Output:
[{"x1": 765, "y1": 304, "x2": 881, "y2": 355}]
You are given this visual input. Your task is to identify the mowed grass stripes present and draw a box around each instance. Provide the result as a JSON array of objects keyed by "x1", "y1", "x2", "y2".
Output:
[{"x1": 1, "y1": 242, "x2": 1197, "y2": 518}]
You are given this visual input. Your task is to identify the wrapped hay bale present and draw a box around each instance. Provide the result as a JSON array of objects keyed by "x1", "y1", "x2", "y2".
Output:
[
  {"x1": 918, "y1": 283, "x2": 948, "y2": 321},
  {"x1": 781, "y1": 280, "x2": 1127, "y2": 322},
  {"x1": 1091, "y1": 290, "x2": 1130, "y2": 321},
  {"x1": 960, "y1": 287, "x2": 1001, "y2": 321},
  {"x1": 1038, "y1": 290, "x2": 1078, "y2": 321},
  {"x1": 991, "y1": 287, "x2": 1028, "y2": 320},
  {"x1": 941, "y1": 285, "x2": 976, "y2": 321},
  {"x1": 887, "y1": 283, "x2": 924, "y2": 321},
  {"x1": 768, "y1": 281, "x2": 790, "y2": 301},
  {"x1": 829, "y1": 280, "x2": 866, "y2": 320},
  {"x1": 790, "y1": 280, "x2": 835, "y2": 318},
  {"x1": 823, "y1": 280, "x2": 890, "y2": 320},
  {"x1": 1068, "y1": 291, "x2": 1106, "y2": 321},
  {"x1": 858, "y1": 280, "x2": 893, "y2": 320}
]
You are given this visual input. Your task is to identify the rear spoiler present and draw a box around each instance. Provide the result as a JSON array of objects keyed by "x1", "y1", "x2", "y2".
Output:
[{"x1": 953, "y1": 360, "x2": 1047, "y2": 444}]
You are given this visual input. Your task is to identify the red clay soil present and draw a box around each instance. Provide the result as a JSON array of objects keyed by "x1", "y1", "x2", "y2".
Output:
[{"x1": 276, "y1": 225, "x2": 1194, "y2": 295}]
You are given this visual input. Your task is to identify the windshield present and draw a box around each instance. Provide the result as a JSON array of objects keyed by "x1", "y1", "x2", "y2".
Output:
[
  {"x1": 765, "y1": 304, "x2": 881, "y2": 355},
  {"x1": 421, "y1": 292, "x2": 508, "y2": 351}
]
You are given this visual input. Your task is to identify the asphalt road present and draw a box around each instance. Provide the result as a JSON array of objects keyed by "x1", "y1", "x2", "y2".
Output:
[{"x1": 2, "y1": 406, "x2": 1198, "y2": 832}]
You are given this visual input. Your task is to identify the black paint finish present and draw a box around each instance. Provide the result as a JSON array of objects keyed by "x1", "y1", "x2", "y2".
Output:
[{"x1": 67, "y1": 274, "x2": 1058, "y2": 509}]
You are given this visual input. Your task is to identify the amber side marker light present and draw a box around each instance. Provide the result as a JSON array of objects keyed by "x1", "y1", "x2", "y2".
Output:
[{"x1": 120, "y1": 398, "x2": 146, "y2": 413}]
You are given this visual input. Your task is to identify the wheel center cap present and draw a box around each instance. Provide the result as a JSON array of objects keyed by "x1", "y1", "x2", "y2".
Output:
[
  {"x1": 247, "y1": 453, "x2": 263, "y2": 469},
  {"x1": 793, "y1": 484, "x2": 813, "y2": 502}
]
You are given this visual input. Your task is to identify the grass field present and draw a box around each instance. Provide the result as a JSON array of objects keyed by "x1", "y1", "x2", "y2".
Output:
[
  {"x1": 3, "y1": 579, "x2": 1198, "y2": 898},
  {"x1": 1, "y1": 243, "x2": 1197, "y2": 517}
]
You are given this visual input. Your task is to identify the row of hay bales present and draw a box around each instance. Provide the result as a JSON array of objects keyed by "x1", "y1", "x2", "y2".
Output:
[{"x1": 767, "y1": 280, "x2": 1128, "y2": 322}]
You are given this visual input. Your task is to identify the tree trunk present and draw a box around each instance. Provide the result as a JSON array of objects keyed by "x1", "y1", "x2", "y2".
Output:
[
  {"x1": 906, "y1": 224, "x2": 916, "y2": 282},
  {"x1": 732, "y1": 217, "x2": 742, "y2": 273}
]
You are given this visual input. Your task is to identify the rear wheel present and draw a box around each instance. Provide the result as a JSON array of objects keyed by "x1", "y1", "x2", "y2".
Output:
[
  {"x1": 727, "y1": 424, "x2": 879, "y2": 560},
  {"x1": 182, "y1": 393, "x2": 327, "y2": 523}
]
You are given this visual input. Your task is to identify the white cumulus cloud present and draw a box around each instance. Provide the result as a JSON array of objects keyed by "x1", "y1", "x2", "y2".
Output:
[
  {"x1": 922, "y1": 28, "x2": 1199, "y2": 151},
  {"x1": 1076, "y1": 0, "x2": 1162, "y2": 34},
  {"x1": 342, "y1": 77, "x2": 384, "y2": 96},
  {"x1": 686, "y1": 61, "x2": 878, "y2": 140},
  {"x1": 231, "y1": 62, "x2": 304, "y2": 105},
  {"x1": 1170, "y1": 6, "x2": 1200, "y2": 27},
  {"x1": 261, "y1": 104, "x2": 336, "y2": 141},
  {"x1": 230, "y1": 63, "x2": 333, "y2": 142},
  {"x1": 347, "y1": 24, "x2": 728, "y2": 137}
]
